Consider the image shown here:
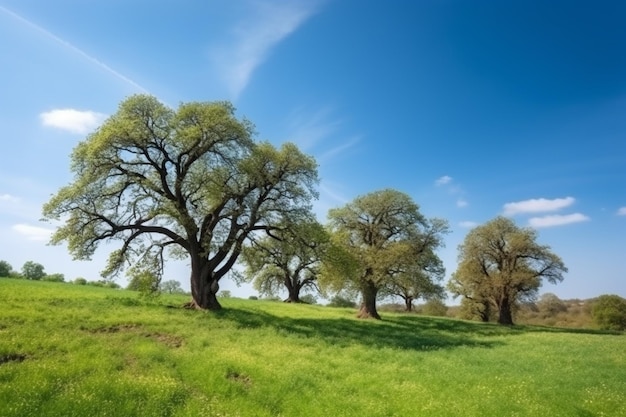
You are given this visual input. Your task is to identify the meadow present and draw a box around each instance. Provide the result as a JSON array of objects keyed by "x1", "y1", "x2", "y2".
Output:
[{"x1": 1, "y1": 279, "x2": 624, "y2": 417}]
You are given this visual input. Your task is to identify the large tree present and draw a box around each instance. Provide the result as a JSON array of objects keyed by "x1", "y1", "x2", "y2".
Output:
[
  {"x1": 448, "y1": 216, "x2": 567, "y2": 325},
  {"x1": 326, "y1": 189, "x2": 448, "y2": 319},
  {"x1": 43, "y1": 95, "x2": 318, "y2": 310},
  {"x1": 238, "y1": 220, "x2": 328, "y2": 302}
]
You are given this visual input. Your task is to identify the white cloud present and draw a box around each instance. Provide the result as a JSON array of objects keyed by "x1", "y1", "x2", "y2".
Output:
[
  {"x1": 459, "y1": 221, "x2": 478, "y2": 228},
  {"x1": 503, "y1": 197, "x2": 575, "y2": 216},
  {"x1": 435, "y1": 175, "x2": 452, "y2": 186},
  {"x1": 211, "y1": 0, "x2": 323, "y2": 99},
  {"x1": 12, "y1": 224, "x2": 54, "y2": 241},
  {"x1": 0, "y1": 194, "x2": 20, "y2": 203},
  {"x1": 528, "y1": 213, "x2": 590, "y2": 228},
  {"x1": 40, "y1": 109, "x2": 107, "y2": 134},
  {"x1": 456, "y1": 198, "x2": 468, "y2": 208},
  {"x1": 617, "y1": 207, "x2": 626, "y2": 216}
]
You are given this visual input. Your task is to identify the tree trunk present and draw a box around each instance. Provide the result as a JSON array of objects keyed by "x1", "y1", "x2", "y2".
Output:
[
  {"x1": 357, "y1": 281, "x2": 381, "y2": 319},
  {"x1": 497, "y1": 297, "x2": 514, "y2": 325},
  {"x1": 283, "y1": 275, "x2": 301, "y2": 303},
  {"x1": 404, "y1": 296, "x2": 414, "y2": 312},
  {"x1": 189, "y1": 255, "x2": 222, "y2": 310}
]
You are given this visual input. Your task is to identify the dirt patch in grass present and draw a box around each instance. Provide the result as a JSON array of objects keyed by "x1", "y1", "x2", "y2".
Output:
[
  {"x1": 84, "y1": 324, "x2": 184, "y2": 348},
  {"x1": 0, "y1": 353, "x2": 27, "y2": 365},
  {"x1": 227, "y1": 370, "x2": 252, "y2": 387}
]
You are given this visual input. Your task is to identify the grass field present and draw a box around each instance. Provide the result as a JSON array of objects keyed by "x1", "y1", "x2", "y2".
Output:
[{"x1": 1, "y1": 279, "x2": 624, "y2": 417}]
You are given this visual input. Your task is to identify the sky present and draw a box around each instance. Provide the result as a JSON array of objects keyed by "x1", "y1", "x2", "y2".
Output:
[{"x1": 0, "y1": 0, "x2": 625, "y2": 302}]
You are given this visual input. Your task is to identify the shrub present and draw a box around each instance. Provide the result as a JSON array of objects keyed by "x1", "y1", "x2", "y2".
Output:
[
  {"x1": 74, "y1": 277, "x2": 87, "y2": 285},
  {"x1": 327, "y1": 295, "x2": 357, "y2": 308},
  {"x1": 42, "y1": 273, "x2": 65, "y2": 283},
  {"x1": 592, "y1": 294, "x2": 626, "y2": 331},
  {"x1": 300, "y1": 294, "x2": 317, "y2": 304},
  {"x1": 421, "y1": 298, "x2": 448, "y2": 317}
]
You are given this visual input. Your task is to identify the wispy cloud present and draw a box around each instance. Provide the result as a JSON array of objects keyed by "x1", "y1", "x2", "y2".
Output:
[
  {"x1": 12, "y1": 223, "x2": 54, "y2": 241},
  {"x1": 528, "y1": 213, "x2": 590, "y2": 228},
  {"x1": 503, "y1": 197, "x2": 575, "y2": 216},
  {"x1": 41, "y1": 109, "x2": 107, "y2": 134},
  {"x1": 617, "y1": 207, "x2": 626, "y2": 216},
  {"x1": 288, "y1": 106, "x2": 341, "y2": 150},
  {"x1": 211, "y1": 0, "x2": 323, "y2": 99},
  {"x1": 456, "y1": 198, "x2": 468, "y2": 208},
  {"x1": 435, "y1": 175, "x2": 452, "y2": 186},
  {"x1": 0, "y1": 5, "x2": 148, "y2": 92},
  {"x1": 459, "y1": 221, "x2": 478, "y2": 228}
]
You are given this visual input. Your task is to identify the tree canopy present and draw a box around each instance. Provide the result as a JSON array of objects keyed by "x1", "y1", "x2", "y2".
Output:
[
  {"x1": 325, "y1": 189, "x2": 448, "y2": 319},
  {"x1": 22, "y1": 261, "x2": 45, "y2": 280},
  {"x1": 43, "y1": 95, "x2": 318, "y2": 310},
  {"x1": 448, "y1": 216, "x2": 567, "y2": 325},
  {"x1": 0, "y1": 260, "x2": 13, "y2": 277}
]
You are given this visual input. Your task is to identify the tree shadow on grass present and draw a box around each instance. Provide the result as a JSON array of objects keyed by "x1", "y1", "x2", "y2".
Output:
[{"x1": 215, "y1": 308, "x2": 506, "y2": 352}]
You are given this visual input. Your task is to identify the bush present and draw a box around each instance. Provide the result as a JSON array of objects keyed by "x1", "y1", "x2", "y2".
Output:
[
  {"x1": 300, "y1": 294, "x2": 317, "y2": 304},
  {"x1": 42, "y1": 273, "x2": 65, "y2": 283},
  {"x1": 421, "y1": 298, "x2": 448, "y2": 317},
  {"x1": 327, "y1": 295, "x2": 357, "y2": 308},
  {"x1": 74, "y1": 277, "x2": 87, "y2": 285},
  {"x1": 592, "y1": 294, "x2": 626, "y2": 331},
  {"x1": 248, "y1": 296, "x2": 259, "y2": 300}
]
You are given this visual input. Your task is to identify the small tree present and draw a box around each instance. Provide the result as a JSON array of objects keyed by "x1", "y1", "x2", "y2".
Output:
[
  {"x1": 0, "y1": 260, "x2": 13, "y2": 277},
  {"x1": 537, "y1": 293, "x2": 568, "y2": 316},
  {"x1": 160, "y1": 280, "x2": 184, "y2": 294},
  {"x1": 22, "y1": 261, "x2": 46, "y2": 280},
  {"x1": 126, "y1": 268, "x2": 160, "y2": 298},
  {"x1": 592, "y1": 294, "x2": 626, "y2": 331},
  {"x1": 239, "y1": 220, "x2": 328, "y2": 303}
]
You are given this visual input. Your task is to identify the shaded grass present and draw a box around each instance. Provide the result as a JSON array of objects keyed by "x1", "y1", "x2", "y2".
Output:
[{"x1": 1, "y1": 279, "x2": 625, "y2": 416}]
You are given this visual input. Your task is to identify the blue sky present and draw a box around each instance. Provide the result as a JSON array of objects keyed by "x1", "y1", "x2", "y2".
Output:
[{"x1": 1, "y1": 0, "x2": 625, "y2": 301}]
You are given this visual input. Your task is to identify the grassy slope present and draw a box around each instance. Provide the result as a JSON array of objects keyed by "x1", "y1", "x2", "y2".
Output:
[{"x1": 1, "y1": 279, "x2": 624, "y2": 417}]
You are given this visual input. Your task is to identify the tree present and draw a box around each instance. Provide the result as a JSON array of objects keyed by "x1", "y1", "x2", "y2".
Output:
[
  {"x1": 382, "y1": 248, "x2": 446, "y2": 312},
  {"x1": 160, "y1": 280, "x2": 184, "y2": 294},
  {"x1": 126, "y1": 268, "x2": 160, "y2": 297},
  {"x1": 592, "y1": 294, "x2": 626, "y2": 331},
  {"x1": 43, "y1": 95, "x2": 318, "y2": 310},
  {"x1": 0, "y1": 260, "x2": 13, "y2": 277},
  {"x1": 326, "y1": 189, "x2": 449, "y2": 319},
  {"x1": 22, "y1": 261, "x2": 45, "y2": 280},
  {"x1": 537, "y1": 292, "x2": 568, "y2": 316},
  {"x1": 238, "y1": 220, "x2": 328, "y2": 303},
  {"x1": 448, "y1": 216, "x2": 567, "y2": 325},
  {"x1": 421, "y1": 298, "x2": 448, "y2": 317}
]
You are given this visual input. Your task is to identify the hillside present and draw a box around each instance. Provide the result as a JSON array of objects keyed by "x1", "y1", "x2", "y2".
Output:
[{"x1": 1, "y1": 280, "x2": 625, "y2": 417}]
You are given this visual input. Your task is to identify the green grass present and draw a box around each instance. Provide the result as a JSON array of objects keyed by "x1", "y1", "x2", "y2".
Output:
[{"x1": 1, "y1": 279, "x2": 624, "y2": 417}]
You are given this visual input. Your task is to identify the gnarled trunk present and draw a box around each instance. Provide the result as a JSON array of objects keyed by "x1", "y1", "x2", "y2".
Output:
[
  {"x1": 357, "y1": 281, "x2": 381, "y2": 319},
  {"x1": 189, "y1": 255, "x2": 222, "y2": 310}
]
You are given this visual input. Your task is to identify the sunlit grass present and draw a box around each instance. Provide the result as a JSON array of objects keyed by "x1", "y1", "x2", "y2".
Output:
[{"x1": 1, "y1": 279, "x2": 624, "y2": 416}]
